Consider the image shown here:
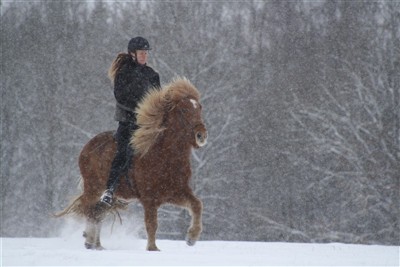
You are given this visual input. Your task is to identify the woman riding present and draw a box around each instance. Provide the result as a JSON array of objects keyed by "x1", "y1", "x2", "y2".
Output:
[{"x1": 100, "y1": 36, "x2": 161, "y2": 205}]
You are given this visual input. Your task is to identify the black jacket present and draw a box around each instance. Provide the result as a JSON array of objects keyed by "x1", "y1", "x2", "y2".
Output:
[{"x1": 114, "y1": 57, "x2": 160, "y2": 123}]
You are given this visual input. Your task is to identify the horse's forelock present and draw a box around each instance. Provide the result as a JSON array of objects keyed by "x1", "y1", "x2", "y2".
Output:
[{"x1": 132, "y1": 77, "x2": 200, "y2": 156}]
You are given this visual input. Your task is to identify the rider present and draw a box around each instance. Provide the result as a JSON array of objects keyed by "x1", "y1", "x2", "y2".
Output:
[{"x1": 100, "y1": 36, "x2": 161, "y2": 206}]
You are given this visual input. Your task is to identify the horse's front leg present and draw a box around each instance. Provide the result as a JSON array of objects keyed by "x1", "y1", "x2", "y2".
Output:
[
  {"x1": 143, "y1": 203, "x2": 160, "y2": 251},
  {"x1": 174, "y1": 191, "x2": 203, "y2": 246}
]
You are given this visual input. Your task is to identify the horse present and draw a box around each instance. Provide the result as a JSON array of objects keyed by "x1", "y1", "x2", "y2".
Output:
[{"x1": 56, "y1": 77, "x2": 208, "y2": 251}]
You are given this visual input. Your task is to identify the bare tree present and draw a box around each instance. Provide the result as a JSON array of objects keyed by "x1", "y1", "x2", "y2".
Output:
[{"x1": 286, "y1": 2, "x2": 399, "y2": 242}]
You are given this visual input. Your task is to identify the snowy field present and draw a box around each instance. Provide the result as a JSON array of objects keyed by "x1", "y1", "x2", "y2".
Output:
[{"x1": 2, "y1": 235, "x2": 399, "y2": 266}]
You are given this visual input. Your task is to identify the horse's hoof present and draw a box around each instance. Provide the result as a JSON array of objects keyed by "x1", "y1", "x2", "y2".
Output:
[
  {"x1": 85, "y1": 242, "x2": 105, "y2": 250},
  {"x1": 146, "y1": 245, "x2": 160, "y2": 251},
  {"x1": 85, "y1": 242, "x2": 96, "y2": 250},
  {"x1": 185, "y1": 236, "x2": 197, "y2": 246}
]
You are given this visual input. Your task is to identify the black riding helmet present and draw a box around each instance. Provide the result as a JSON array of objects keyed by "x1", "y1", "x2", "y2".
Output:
[{"x1": 128, "y1": 36, "x2": 151, "y2": 52}]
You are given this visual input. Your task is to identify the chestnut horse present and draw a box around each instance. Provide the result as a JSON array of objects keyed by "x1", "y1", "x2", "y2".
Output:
[{"x1": 57, "y1": 78, "x2": 208, "y2": 251}]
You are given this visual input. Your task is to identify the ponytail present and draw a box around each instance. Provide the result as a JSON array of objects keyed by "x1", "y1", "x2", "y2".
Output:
[{"x1": 108, "y1": 53, "x2": 132, "y2": 84}]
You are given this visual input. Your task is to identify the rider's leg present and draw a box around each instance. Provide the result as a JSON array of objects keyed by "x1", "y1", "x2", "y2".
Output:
[{"x1": 100, "y1": 122, "x2": 134, "y2": 205}]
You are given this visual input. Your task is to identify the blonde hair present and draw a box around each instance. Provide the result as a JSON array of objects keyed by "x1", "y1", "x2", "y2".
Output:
[{"x1": 108, "y1": 52, "x2": 131, "y2": 84}]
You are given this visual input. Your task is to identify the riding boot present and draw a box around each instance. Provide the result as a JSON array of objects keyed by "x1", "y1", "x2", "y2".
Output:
[
  {"x1": 100, "y1": 158, "x2": 123, "y2": 205},
  {"x1": 100, "y1": 189, "x2": 113, "y2": 206}
]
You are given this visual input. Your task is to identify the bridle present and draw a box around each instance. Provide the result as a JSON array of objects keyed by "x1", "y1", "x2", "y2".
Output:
[
  {"x1": 176, "y1": 100, "x2": 204, "y2": 138},
  {"x1": 178, "y1": 107, "x2": 198, "y2": 135}
]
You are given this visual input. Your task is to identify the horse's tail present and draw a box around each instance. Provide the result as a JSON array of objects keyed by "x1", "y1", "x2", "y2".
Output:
[
  {"x1": 54, "y1": 194, "x2": 84, "y2": 218},
  {"x1": 54, "y1": 176, "x2": 85, "y2": 218}
]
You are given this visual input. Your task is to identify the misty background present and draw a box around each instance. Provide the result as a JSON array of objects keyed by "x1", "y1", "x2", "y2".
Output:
[{"x1": 1, "y1": 1, "x2": 399, "y2": 245}]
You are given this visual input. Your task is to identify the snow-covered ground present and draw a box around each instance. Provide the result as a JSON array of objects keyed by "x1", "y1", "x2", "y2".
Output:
[{"x1": 2, "y1": 235, "x2": 398, "y2": 266}]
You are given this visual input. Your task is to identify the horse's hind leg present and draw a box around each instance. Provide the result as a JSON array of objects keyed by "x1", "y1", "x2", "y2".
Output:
[
  {"x1": 84, "y1": 220, "x2": 104, "y2": 250},
  {"x1": 83, "y1": 203, "x2": 109, "y2": 250}
]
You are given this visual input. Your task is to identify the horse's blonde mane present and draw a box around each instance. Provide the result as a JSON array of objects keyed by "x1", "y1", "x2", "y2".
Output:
[{"x1": 131, "y1": 77, "x2": 200, "y2": 156}]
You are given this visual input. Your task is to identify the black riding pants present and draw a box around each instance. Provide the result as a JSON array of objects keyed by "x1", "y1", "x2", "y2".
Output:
[{"x1": 106, "y1": 121, "x2": 138, "y2": 192}]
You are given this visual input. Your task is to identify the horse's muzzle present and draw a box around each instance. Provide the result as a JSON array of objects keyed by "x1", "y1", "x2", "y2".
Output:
[{"x1": 195, "y1": 130, "x2": 208, "y2": 147}]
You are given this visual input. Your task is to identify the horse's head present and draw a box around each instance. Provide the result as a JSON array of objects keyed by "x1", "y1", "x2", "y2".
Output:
[{"x1": 172, "y1": 96, "x2": 208, "y2": 148}]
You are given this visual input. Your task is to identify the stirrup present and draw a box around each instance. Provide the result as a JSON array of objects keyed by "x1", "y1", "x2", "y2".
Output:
[{"x1": 100, "y1": 189, "x2": 113, "y2": 206}]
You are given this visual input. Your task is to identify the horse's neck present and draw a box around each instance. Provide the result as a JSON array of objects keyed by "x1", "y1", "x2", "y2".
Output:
[{"x1": 161, "y1": 128, "x2": 192, "y2": 158}]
